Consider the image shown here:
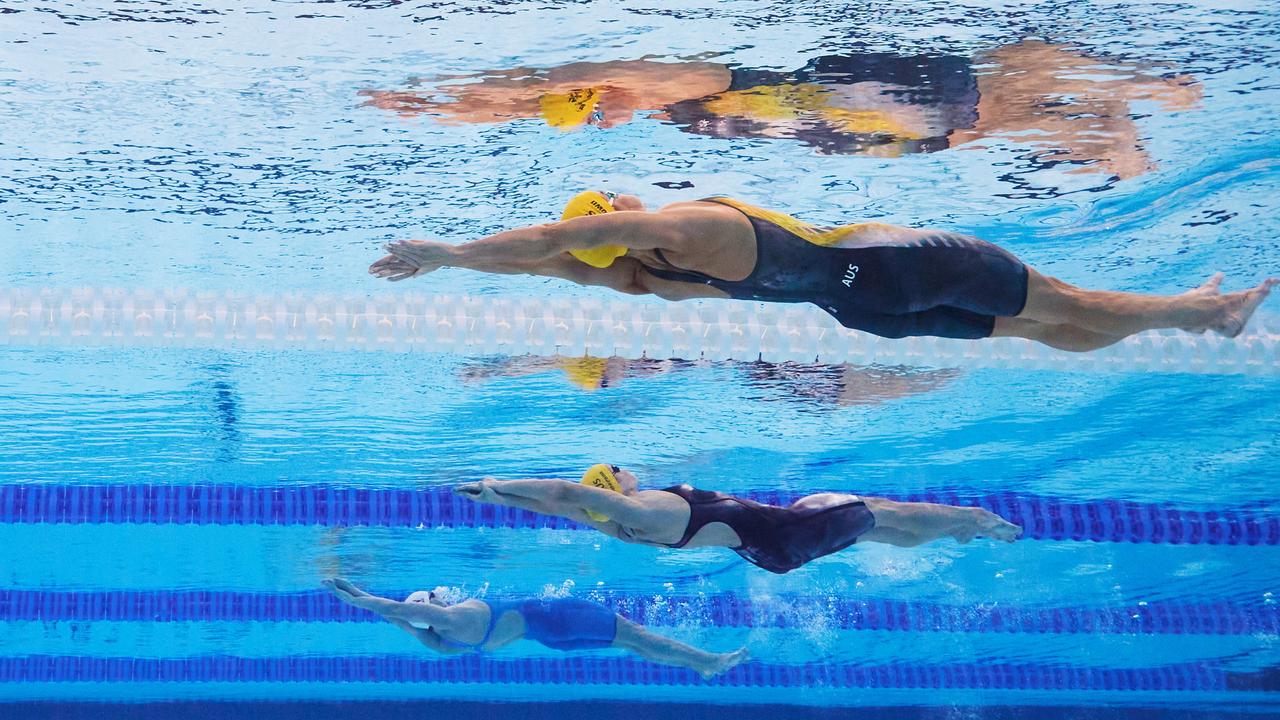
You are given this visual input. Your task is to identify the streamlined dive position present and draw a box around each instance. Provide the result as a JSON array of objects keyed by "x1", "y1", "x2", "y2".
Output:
[
  {"x1": 371, "y1": 192, "x2": 1275, "y2": 351},
  {"x1": 454, "y1": 465, "x2": 1021, "y2": 574},
  {"x1": 323, "y1": 578, "x2": 747, "y2": 678}
]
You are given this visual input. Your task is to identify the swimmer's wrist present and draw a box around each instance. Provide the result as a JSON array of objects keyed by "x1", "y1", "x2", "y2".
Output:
[{"x1": 437, "y1": 244, "x2": 463, "y2": 268}]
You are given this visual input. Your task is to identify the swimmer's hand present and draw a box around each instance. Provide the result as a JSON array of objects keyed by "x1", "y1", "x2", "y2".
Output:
[
  {"x1": 387, "y1": 240, "x2": 452, "y2": 273},
  {"x1": 369, "y1": 253, "x2": 426, "y2": 282},
  {"x1": 323, "y1": 578, "x2": 379, "y2": 610},
  {"x1": 369, "y1": 240, "x2": 451, "y2": 281},
  {"x1": 453, "y1": 479, "x2": 500, "y2": 504}
]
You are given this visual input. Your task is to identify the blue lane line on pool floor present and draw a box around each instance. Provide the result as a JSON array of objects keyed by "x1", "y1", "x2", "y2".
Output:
[
  {"x1": 1, "y1": 484, "x2": 1277, "y2": 545},
  {"x1": 2, "y1": 589, "x2": 1275, "y2": 636},
  {"x1": 1, "y1": 655, "x2": 1274, "y2": 692}
]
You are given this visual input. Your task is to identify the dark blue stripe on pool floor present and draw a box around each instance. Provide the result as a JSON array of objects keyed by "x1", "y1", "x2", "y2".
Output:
[
  {"x1": 1, "y1": 484, "x2": 1276, "y2": 545},
  {"x1": 8, "y1": 702, "x2": 1279, "y2": 720},
  {"x1": 1, "y1": 655, "x2": 1274, "y2": 692},
  {"x1": 2, "y1": 589, "x2": 1275, "y2": 636}
]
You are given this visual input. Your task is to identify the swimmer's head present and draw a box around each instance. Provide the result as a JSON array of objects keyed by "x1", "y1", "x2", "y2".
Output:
[
  {"x1": 562, "y1": 191, "x2": 627, "y2": 268},
  {"x1": 579, "y1": 463, "x2": 639, "y2": 523},
  {"x1": 615, "y1": 467, "x2": 639, "y2": 494},
  {"x1": 406, "y1": 587, "x2": 462, "y2": 608},
  {"x1": 608, "y1": 193, "x2": 645, "y2": 211},
  {"x1": 402, "y1": 588, "x2": 458, "y2": 630}
]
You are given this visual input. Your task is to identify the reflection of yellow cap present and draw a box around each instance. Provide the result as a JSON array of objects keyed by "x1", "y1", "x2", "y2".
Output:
[
  {"x1": 557, "y1": 356, "x2": 607, "y2": 390},
  {"x1": 562, "y1": 191, "x2": 627, "y2": 268},
  {"x1": 540, "y1": 88, "x2": 599, "y2": 128},
  {"x1": 580, "y1": 463, "x2": 622, "y2": 523}
]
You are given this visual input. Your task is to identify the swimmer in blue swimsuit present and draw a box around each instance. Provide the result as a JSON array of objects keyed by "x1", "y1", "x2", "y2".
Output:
[
  {"x1": 373, "y1": 192, "x2": 1275, "y2": 351},
  {"x1": 322, "y1": 578, "x2": 747, "y2": 678},
  {"x1": 456, "y1": 466, "x2": 1022, "y2": 575}
]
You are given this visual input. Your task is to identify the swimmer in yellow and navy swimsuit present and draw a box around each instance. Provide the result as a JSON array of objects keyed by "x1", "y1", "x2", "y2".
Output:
[
  {"x1": 455, "y1": 464, "x2": 1022, "y2": 574},
  {"x1": 372, "y1": 191, "x2": 1276, "y2": 352},
  {"x1": 322, "y1": 577, "x2": 747, "y2": 678}
]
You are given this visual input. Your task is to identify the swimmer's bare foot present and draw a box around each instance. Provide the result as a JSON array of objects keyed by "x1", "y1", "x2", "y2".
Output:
[
  {"x1": 699, "y1": 647, "x2": 749, "y2": 679},
  {"x1": 1188, "y1": 272, "x2": 1225, "y2": 297},
  {"x1": 1211, "y1": 278, "x2": 1277, "y2": 338},
  {"x1": 1178, "y1": 273, "x2": 1226, "y2": 333},
  {"x1": 954, "y1": 508, "x2": 1022, "y2": 544}
]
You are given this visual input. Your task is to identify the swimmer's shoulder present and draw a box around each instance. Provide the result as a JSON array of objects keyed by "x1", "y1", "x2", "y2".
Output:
[
  {"x1": 827, "y1": 221, "x2": 915, "y2": 247},
  {"x1": 634, "y1": 488, "x2": 689, "y2": 508},
  {"x1": 655, "y1": 199, "x2": 740, "y2": 215}
]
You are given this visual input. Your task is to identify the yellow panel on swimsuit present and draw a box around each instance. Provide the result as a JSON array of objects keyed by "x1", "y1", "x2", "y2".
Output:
[
  {"x1": 708, "y1": 196, "x2": 895, "y2": 247},
  {"x1": 701, "y1": 83, "x2": 829, "y2": 120},
  {"x1": 702, "y1": 83, "x2": 925, "y2": 141}
]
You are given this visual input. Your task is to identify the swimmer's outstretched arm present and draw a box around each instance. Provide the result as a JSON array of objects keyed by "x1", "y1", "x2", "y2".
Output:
[
  {"x1": 323, "y1": 578, "x2": 465, "y2": 654},
  {"x1": 324, "y1": 579, "x2": 457, "y2": 630},
  {"x1": 454, "y1": 478, "x2": 651, "y2": 528},
  {"x1": 379, "y1": 212, "x2": 686, "y2": 276}
]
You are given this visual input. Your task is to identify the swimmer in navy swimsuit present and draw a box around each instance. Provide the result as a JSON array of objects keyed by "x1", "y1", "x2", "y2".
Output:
[
  {"x1": 323, "y1": 578, "x2": 747, "y2": 678},
  {"x1": 375, "y1": 192, "x2": 1275, "y2": 351},
  {"x1": 456, "y1": 467, "x2": 1023, "y2": 575}
]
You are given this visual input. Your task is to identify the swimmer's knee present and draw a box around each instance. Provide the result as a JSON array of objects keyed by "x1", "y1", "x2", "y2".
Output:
[
  {"x1": 1020, "y1": 270, "x2": 1091, "y2": 319},
  {"x1": 610, "y1": 617, "x2": 644, "y2": 647},
  {"x1": 860, "y1": 496, "x2": 900, "y2": 518}
]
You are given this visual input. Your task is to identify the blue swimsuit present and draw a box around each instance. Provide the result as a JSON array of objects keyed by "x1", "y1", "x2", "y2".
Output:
[
  {"x1": 443, "y1": 598, "x2": 619, "y2": 652},
  {"x1": 644, "y1": 198, "x2": 1029, "y2": 340}
]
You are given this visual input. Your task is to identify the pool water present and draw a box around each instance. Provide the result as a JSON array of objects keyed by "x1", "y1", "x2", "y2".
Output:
[{"x1": 1, "y1": 1, "x2": 1279, "y2": 718}]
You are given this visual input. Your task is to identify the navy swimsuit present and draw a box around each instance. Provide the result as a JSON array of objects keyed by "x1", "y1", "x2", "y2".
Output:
[
  {"x1": 644, "y1": 198, "x2": 1029, "y2": 340},
  {"x1": 443, "y1": 598, "x2": 618, "y2": 652},
  {"x1": 659, "y1": 484, "x2": 877, "y2": 574}
]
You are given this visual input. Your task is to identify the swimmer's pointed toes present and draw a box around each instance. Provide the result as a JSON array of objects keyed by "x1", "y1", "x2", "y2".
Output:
[
  {"x1": 705, "y1": 648, "x2": 750, "y2": 679},
  {"x1": 1199, "y1": 272, "x2": 1226, "y2": 294}
]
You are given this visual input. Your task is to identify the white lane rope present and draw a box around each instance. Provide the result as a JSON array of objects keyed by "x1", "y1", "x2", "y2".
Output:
[{"x1": 1, "y1": 287, "x2": 1276, "y2": 375}]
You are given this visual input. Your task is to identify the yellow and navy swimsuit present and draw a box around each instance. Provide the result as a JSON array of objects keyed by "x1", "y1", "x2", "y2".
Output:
[
  {"x1": 665, "y1": 53, "x2": 980, "y2": 156},
  {"x1": 643, "y1": 197, "x2": 1029, "y2": 340}
]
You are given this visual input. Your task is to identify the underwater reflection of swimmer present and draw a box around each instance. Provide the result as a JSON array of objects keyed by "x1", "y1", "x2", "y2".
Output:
[
  {"x1": 362, "y1": 41, "x2": 1199, "y2": 177},
  {"x1": 456, "y1": 466, "x2": 1022, "y2": 575},
  {"x1": 742, "y1": 362, "x2": 961, "y2": 407},
  {"x1": 460, "y1": 355, "x2": 683, "y2": 391},
  {"x1": 374, "y1": 192, "x2": 1276, "y2": 350},
  {"x1": 359, "y1": 58, "x2": 731, "y2": 129},
  {"x1": 460, "y1": 355, "x2": 958, "y2": 406},
  {"x1": 664, "y1": 41, "x2": 1200, "y2": 177},
  {"x1": 323, "y1": 578, "x2": 747, "y2": 678}
]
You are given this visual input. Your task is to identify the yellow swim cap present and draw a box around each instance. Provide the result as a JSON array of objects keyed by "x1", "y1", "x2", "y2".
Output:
[
  {"x1": 557, "y1": 356, "x2": 608, "y2": 390},
  {"x1": 580, "y1": 463, "x2": 622, "y2": 523},
  {"x1": 540, "y1": 88, "x2": 600, "y2": 129},
  {"x1": 561, "y1": 191, "x2": 627, "y2": 268}
]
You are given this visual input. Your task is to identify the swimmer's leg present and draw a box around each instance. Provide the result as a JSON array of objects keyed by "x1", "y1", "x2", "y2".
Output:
[
  {"x1": 991, "y1": 317, "x2": 1126, "y2": 352},
  {"x1": 612, "y1": 617, "x2": 748, "y2": 679},
  {"x1": 859, "y1": 497, "x2": 1021, "y2": 547},
  {"x1": 1018, "y1": 269, "x2": 1277, "y2": 339}
]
